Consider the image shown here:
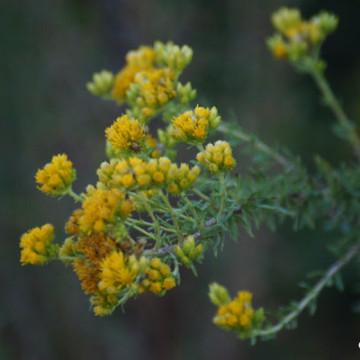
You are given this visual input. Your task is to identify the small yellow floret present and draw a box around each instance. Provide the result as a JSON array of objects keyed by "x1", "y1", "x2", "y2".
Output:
[
  {"x1": 162, "y1": 277, "x2": 176, "y2": 290},
  {"x1": 112, "y1": 46, "x2": 156, "y2": 102},
  {"x1": 78, "y1": 186, "x2": 133, "y2": 234},
  {"x1": 141, "y1": 258, "x2": 176, "y2": 295},
  {"x1": 35, "y1": 154, "x2": 75, "y2": 196},
  {"x1": 105, "y1": 115, "x2": 146, "y2": 154},
  {"x1": 20, "y1": 224, "x2": 55, "y2": 265},
  {"x1": 98, "y1": 250, "x2": 143, "y2": 294},
  {"x1": 197, "y1": 141, "x2": 235, "y2": 173},
  {"x1": 212, "y1": 286, "x2": 255, "y2": 332},
  {"x1": 171, "y1": 106, "x2": 211, "y2": 143}
]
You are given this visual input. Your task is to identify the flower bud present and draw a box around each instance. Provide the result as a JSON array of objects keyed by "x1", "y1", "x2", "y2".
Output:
[
  {"x1": 86, "y1": 70, "x2": 114, "y2": 96},
  {"x1": 209, "y1": 283, "x2": 231, "y2": 306}
]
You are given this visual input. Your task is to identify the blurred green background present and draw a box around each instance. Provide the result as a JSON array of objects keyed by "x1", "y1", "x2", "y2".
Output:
[{"x1": 2, "y1": 0, "x2": 360, "y2": 359}]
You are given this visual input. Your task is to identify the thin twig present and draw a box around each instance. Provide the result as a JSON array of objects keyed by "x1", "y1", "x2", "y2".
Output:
[
  {"x1": 310, "y1": 69, "x2": 360, "y2": 160},
  {"x1": 254, "y1": 239, "x2": 360, "y2": 338},
  {"x1": 217, "y1": 123, "x2": 293, "y2": 168}
]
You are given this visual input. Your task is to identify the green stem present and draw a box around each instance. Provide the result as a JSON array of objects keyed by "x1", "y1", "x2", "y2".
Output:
[
  {"x1": 310, "y1": 69, "x2": 360, "y2": 159},
  {"x1": 182, "y1": 193, "x2": 202, "y2": 232},
  {"x1": 142, "y1": 202, "x2": 162, "y2": 248},
  {"x1": 192, "y1": 188, "x2": 219, "y2": 211},
  {"x1": 159, "y1": 191, "x2": 183, "y2": 243},
  {"x1": 219, "y1": 174, "x2": 226, "y2": 215},
  {"x1": 217, "y1": 124, "x2": 293, "y2": 168},
  {"x1": 66, "y1": 188, "x2": 83, "y2": 203},
  {"x1": 125, "y1": 220, "x2": 157, "y2": 240},
  {"x1": 127, "y1": 217, "x2": 177, "y2": 234},
  {"x1": 255, "y1": 239, "x2": 360, "y2": 338}
]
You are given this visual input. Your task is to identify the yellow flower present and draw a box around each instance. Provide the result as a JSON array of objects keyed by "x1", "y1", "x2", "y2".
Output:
[
  {"x1": 98, "y1": 251, "x2": 144, "y2": 294},
  {"x1": 213, "y1": 290, "x2": 254, "y2": 331},
  {"x1": 20, "y1": 224, "x2": 56, "y2": 265},
  {"x1": 98, "y1": 156, "x2": 199, "y2": 194},
  {"x1": 105, "y1": 114, "x2": 146, "y2": 154},
  {"x1": 171, "y1": 105, "x2": 220, "y2": 143},
  {"x1": 196, "y1": 141, "x2": 235, "y2": 173},
  {"x1": 35, "y1": 154, "x2": 76, "y2": 196},
  {"x1": 78, "y1": 185, "x2": 134, "y2": 235},
  {"x1": 141, "y1": 257, "x2": 176, "y2": 295},
  {"x1": 268, "y1": 8, "x2": 338, "y2": 62},
  {"x1": 166, "y1": 163, "x2": 201, "y2": 195},
  {"x1": 130, "y1": 67, "x2": 176, "y2": 120},
  {"x1": 112, "y1": 46, "x2": 156, "y2": 102}
]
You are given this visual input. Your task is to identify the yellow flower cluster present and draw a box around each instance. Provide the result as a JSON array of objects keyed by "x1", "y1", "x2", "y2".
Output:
[
  {"x1": 20, "y1": 224, "x2": 56, "y2": 265},
  {"x1": 97, "y1": 156, "x2": 200, "y2": 195},
  {"x1": 105, "y1": 114, "x2": 146, "y2": 154},
  {"x1": 73, "y1": 185, "x2": 134, "y2": 235},
  {"x1": 213, "y1": 291, "x2": 254, "y2": 330},
  {"x1": 112, "y1": 46, "x2": 156, "y2": 102},
  {"x1": 130, "y1": 67, "x2": 176, "y2": 119},
  {"x1": 171, "y1": 106, "x2": 221, "y2": 143},
  {"x1": 268, "y1": 8, "x2": 338, "y2": 61},
  {"x1": 35, "y1": 154, "x2": 75, "y2": 196},
  {"x1": 72, "y1": 233, "x2": 117, "y2": 295},
  {"x1": 98, "y1": 250, "x2": 147, "y2": 295},
  {"x1": 196, "y1": 141, "x2": 235, "y2": 173},
  {"x1": 139, "y1": 257, "x2": 176, "y2": 294}
]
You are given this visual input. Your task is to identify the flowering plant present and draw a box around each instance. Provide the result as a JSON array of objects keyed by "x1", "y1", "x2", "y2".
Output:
[{"x1": 20, "y1": 8, "x2": 360, "y2": 343}]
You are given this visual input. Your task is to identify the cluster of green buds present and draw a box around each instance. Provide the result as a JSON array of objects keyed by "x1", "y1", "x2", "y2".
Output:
[
  {"x1": 267, "y1": 8, "x2": 338, "y2": 63},
  {"x1": 154, "y1": 41, "x2": 193, "y2": 73},
  {"x1": 86, "y1": 70, "x2": 115, "y2": 97},
  {"x1": 176, "y1": 82, "x2": 197, "y2": 105},
  {"x1": 174, "y1": 236, "x2": 204, "y2": 266}
]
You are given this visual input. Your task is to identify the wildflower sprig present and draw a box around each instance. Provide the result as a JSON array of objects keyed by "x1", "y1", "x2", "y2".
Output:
[{"x1": 21, "y1": 15, "x2": 360, "y2": 345}]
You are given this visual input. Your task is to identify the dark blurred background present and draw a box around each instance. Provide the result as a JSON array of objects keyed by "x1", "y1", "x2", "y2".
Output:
[{"x1": 2, "y1": 0, "x2": 360, "y2": 359}]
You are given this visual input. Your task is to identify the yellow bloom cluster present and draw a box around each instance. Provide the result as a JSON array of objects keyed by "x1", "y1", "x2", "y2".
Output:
[
  {"x1": 130, "y1": 67, "x2": 176, "y2": 119},
  {"x1": 98, "y1": 250, "x2": 147, "y2": 295},
  {"x1": 139, "y1": 257, "x2": 176, "y2": 294},
  {"x1": 97, "y1": 156, "x2": 200, "y2": 195},
  {"x1": 196, "y1": 141, "x2": 235, "y2": 173},
  {"x1": 112, "y1": 46, "x2": 156, "y2": 102},
  {"x1": 105, "y1": 115, "x2": 146, "y2": 154},
  {"x1": 268, "y1": 8, "x2": 338, "y2": 61},
  {"x1": 35, "y1": 154, "x2": 75, "y2": 196},
  {"x1": 171, "y1": 106, "x2": 221, "y2": 143},
  {"x1": 213, "y1": 291, "x2": 254, "y2": 330},
  {"x1": 72, "y1": 233, "x2": 116, "y2": 295},
  {"x1": 20, "y1": 224, "x2": 56, "y2": 265},
  {"x1": 209, "y1": 283, "x2": 265, "y2": 337},
  {"x1": 75, "y1": 185, "x2": 134, "y2": 235}
]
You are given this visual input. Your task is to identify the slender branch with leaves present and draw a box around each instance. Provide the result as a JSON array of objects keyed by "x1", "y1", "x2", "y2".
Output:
[{"x1": 20, "y1": 7, "x2": 360, "y2": 343}]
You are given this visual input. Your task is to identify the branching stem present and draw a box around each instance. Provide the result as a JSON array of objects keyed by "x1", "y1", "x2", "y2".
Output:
[
  {"x1": 160, "y1": 191, "x2": 183, "y2": 244},
  {"x1": 255, "y1": 239, "x2": 360, "y2": 338},
  {"x1": 310, "y1": 69, "x2": 360, "y2": 160},
  {"x1": 217, "y1": 124, "x2": 293, "y2": 168}
]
